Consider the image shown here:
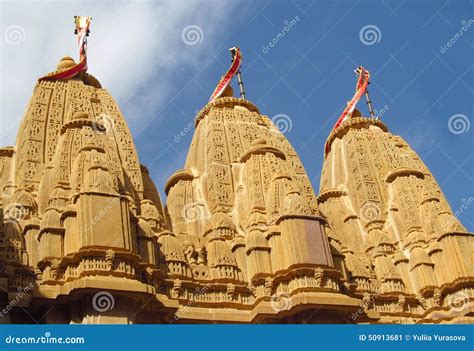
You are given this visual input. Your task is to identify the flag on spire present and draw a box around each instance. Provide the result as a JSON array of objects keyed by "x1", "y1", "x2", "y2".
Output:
[
  {"x1": 39, "y1": 16, "x2": 91, "y2": 81},
  {"x1": 209, "y1": 47, "x2": 243, "y2": 102},
  {"x1": 324, "y1": 66, "x2": 370, "y2": 157},
  {"x1": 75, "y1": 16, "x2": 91, "y2": 68}
]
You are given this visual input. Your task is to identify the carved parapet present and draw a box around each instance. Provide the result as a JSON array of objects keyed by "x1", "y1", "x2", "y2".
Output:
[
  {"x1": 352, "y1": 277, "x2": 376, "y2": 293},
  {"x1": 380, "y1": 278, "x2": 406, "y2": 294},
  {"x1": 325, "y1": 117, "x2": 388, "y2": 154},
  {"x1": 271, "y1": 267, "x2": 343, "y2": 296},
  {"x1": 194, "y1": 97, "x2": 260, "y2": 127},
  {"x1": 168, "y1": 282, "x2": 254, "y2": 306},
  {"x1": 38, "y1": 249, "x2": 148, "y2": 285}
]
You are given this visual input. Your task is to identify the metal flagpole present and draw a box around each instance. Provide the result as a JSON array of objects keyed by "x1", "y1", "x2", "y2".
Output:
[
  {"x1": 365, "y1": 83, "x2": 376, "y2": 119},
  {"x1": 230, "y1": 47, "x2": 246, "y2": 100}
]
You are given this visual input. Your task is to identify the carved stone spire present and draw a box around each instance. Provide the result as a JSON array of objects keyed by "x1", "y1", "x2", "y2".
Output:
[{"x1": 319, "y1": 115, "x2": 472, "y2": 311}]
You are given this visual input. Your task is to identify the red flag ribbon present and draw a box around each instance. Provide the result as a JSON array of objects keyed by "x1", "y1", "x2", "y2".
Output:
[
  {"x1": 324, "y1": 66, "x2": 370, "y2": 157},
  {"x1": 209, "y1": 48, "x2": 243, "y2": 102},
  {"x1": 39, "y1": 16, "x2": 91, "y2": 81}
]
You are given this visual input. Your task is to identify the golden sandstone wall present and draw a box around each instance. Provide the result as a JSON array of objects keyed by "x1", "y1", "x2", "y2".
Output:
[{"x1": 0, "y1": 57, "x2": 472, "y2": 324}]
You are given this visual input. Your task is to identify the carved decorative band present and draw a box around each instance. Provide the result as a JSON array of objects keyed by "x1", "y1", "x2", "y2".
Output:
[
  {"x1": 194, "y1": 97, "x2": 260, "y2": 127},
  {"x1": 0, "y1": 147, "x2": 15, "y2": 157},
  {"x1": 60, "y1": 118, "x2": 106, "y2": 135},
  {"x1": 325, "y1": 117, "x2": 388, "y2": 152},
  {"x1": 385, "y1": 168, "x2": 425, "y2": 183},
  {"x1": 164, "y1": 169, "x2": 194, "y2": 195},
  {"x1": 239, "y1": 145, "x2": 286, "y2": 163},
  {"x1": 317, "y1": 189, "x2": 347, "y2": 203}
]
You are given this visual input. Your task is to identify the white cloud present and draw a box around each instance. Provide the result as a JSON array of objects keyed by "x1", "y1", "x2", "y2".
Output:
[{"x1": 0, "y1": 0, "x2": 241, "y2": 146}]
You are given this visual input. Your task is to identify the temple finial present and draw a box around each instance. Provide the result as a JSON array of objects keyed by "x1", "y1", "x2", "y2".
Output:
[
  {"x1": 230, "y1": 46, "x2": 246, "y2": 100},
  {"x1": 209, "y1": 46, "x2": 244, "y2": 102},
  {"x1": 39, "y1": 16, "x2": 91, "y2": 81}
]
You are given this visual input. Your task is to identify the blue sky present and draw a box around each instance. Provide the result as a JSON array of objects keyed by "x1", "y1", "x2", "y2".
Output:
[{"x1": 1, "y1": 0, "x2": 473, "y2": 231}]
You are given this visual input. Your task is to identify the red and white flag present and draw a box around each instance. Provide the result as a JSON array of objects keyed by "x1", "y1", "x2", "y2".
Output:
[
  {"x1": 324, "y1": 66, "x2": 370, "y2": 157},
  {"x1": 40, "y1": 16, "x2": 91, "y2": 81},
  {"x1": 209, "y1": 47, "x2": 243, "y2": 102}
]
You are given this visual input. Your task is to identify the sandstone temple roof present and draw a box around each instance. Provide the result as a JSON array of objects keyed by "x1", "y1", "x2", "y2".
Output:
[{"x1": 0, "y1": 55, "x2": 472, "y2": 324}]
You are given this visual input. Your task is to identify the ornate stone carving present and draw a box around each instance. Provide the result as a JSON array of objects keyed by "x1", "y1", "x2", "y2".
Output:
[
  {"x1": 105, "y1": 249, "x2": 115, "y2": 271},
  {"x1": 0, "y1": 50, "x2": 471, "y2": 325}
]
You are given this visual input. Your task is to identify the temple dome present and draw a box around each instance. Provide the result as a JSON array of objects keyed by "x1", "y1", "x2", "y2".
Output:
[{"x1": 14, "y1": 59, "x2": 145, "y2": 204}]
